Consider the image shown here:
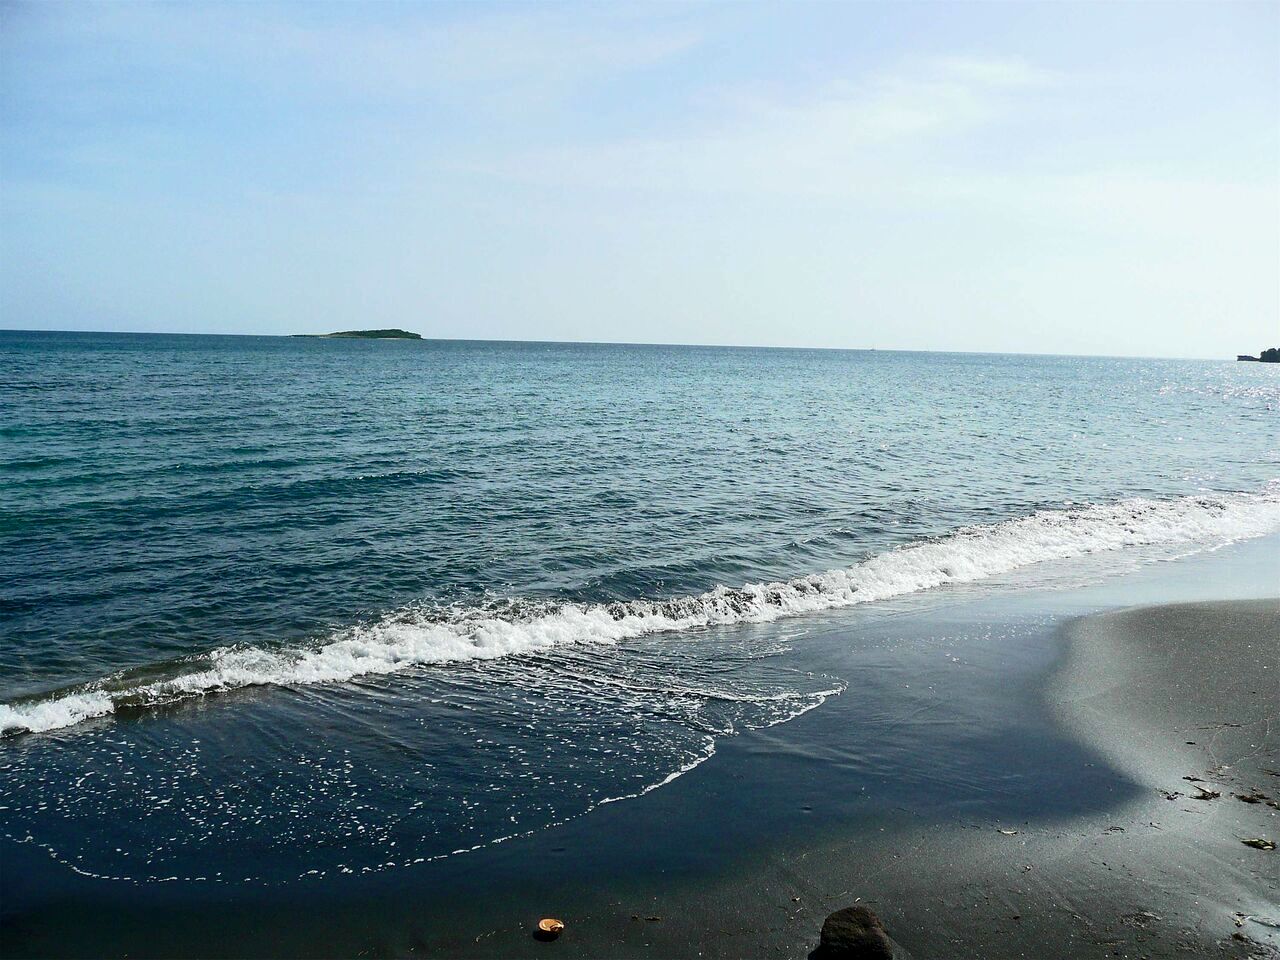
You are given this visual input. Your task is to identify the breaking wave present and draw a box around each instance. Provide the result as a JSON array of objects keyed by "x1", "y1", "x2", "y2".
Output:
[{"x1": 4, "y1": 485, "x2": 1278, "y2": 737}]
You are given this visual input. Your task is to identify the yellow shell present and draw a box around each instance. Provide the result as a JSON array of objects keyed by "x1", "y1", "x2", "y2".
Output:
[{"x1": 538, "y1": 918, "x2": 565, "y2": 936}]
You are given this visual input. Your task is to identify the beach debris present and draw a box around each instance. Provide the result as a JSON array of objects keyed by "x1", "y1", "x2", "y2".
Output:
[
  {"x1": 644, "y1": 916, "x2": 662, "y2": 922},
  {"x1": 1233, "y1": 791, "x2": 1279, "y2": 808},
  {"x1": 1235, "y1": 912, "x2": 1280, "y2": 929},
  {"x1": 1104, "y1": 826, "x2": 1125, "y2": 834},
  {"x1": 815, "y1": 905, "x2": 896, "y2": 959},
  {"x1": 997, "y1": 828, "x2": 1019, "y2": 836},
  {"x1": 1161, "y1": 790, "x2": 1182, "y2": 801},
  {"x1": 534, "y1": 918, "x2": 565, "y2": 941},
  {"x1": 1182, "y1": 775, "x2": 1205, "y2": 783},
  {"x1": 1241, "y1": 838, "x2": 1275, "y2": 851},
  {"x1": 1188, "y1": 786, "x2": 1220, "y2": 801}
]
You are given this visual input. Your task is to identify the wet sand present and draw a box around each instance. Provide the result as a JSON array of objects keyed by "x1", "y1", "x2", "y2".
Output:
[
  {"x1": 3, "y1": 540, "x2": 1277, "y2": 959},
  {"x1": 454, "y1": 597, "x2": 1280, "y2": 960},
  {"x1": 405, "y1": 563, "x2": 1279, "y2": 959},
  {"x1": 755, "y1": 597, "x2": 1280, "y2": 959}
]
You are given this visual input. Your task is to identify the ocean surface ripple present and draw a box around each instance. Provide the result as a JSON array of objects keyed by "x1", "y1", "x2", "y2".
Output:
[{"x1": 1, "y1": 333, "x2": 1277, "y2": 883}]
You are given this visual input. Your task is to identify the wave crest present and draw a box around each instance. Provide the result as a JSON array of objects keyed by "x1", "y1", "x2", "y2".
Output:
[{"x1": 4, "y1": 486, "x2": 1278, "y2": 737}]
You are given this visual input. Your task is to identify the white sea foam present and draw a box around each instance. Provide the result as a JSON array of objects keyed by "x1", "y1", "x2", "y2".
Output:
[
  {"x1": 0, "y1": 691, "x2": 115, "y2": 735},
  {"x1": 4, "y1": 486, "x2": 1278, "y2": 737}
]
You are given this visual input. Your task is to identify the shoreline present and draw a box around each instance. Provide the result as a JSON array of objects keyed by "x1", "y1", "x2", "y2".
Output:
[
  {"x1": 5, "y1": 484, "x2": 1277, "y2": 739},
  {"x1": 3, "y1": 540, "x2": 1278, "y2": 958},
  {"x1": 489, "y1": 597, "x2": 1279, "y2": 960}
]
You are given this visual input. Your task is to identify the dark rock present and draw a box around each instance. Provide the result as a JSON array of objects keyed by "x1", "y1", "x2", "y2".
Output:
[{"x1": 815, "y1": 906, "x2": 896, "y2": 959}]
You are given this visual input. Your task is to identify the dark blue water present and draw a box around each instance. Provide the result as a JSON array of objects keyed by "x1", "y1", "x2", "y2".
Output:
[{"x1": 1, "y1": 331, "x2": 1277, "y2": 888}]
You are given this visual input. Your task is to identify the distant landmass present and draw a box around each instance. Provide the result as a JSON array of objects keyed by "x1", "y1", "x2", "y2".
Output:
[
  {"x1": 1236, "y1": 347, "x2": 1279, "y2": 362},
  {"x1": 291, "y1": 329, "x2": 423, "y2": 340}
]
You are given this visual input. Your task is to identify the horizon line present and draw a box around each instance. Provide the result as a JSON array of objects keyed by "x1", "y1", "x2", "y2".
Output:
[{"x1": 0, "y1": 326, "x2": 1269, "y2": 363}]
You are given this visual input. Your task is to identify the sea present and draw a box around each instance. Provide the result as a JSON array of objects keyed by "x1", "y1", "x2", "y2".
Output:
[{"x1": 1, "y1": 330, "x2": 1277, "y2": 894}]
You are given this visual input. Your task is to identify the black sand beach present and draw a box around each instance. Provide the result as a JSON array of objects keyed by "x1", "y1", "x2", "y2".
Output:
[{"x1": 3, "y1": 538, "x2": 1278, "y2": 959}]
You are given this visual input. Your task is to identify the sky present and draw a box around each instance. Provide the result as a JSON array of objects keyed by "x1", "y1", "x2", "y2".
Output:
[{"x1": 1, "y1": 1, "x2": 1277, "y2": 357}]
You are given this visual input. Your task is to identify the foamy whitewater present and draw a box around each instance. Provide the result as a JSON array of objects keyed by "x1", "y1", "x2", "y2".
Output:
[{"x1": 6, "y1": 485, "x2": 1277, "y2": 736}]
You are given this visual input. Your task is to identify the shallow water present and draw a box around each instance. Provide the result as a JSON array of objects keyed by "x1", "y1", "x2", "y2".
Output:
[
  {"x1": 4, "y1": 537, "x2": 1276, "y2": 960},
  {"x1": 1, "y1": 332, "x2": 1277, "y2": 887}
]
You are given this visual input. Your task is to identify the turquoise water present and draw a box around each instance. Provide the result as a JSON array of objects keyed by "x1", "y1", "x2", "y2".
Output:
[{"x1": 1, "y1": 331, "x2": 1277, "y2": 888}]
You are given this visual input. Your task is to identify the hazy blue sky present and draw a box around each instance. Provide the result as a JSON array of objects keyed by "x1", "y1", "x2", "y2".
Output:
[{"x1": 2, "y1": 1, "x2": 1276, "y2": 356}]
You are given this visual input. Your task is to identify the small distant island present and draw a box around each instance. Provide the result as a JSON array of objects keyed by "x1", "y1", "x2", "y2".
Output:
[
  {"x1": 1236, "y1": 347, "x2": 1279, "y2": 362},
  {"x1": 290, "y1": 329, "x2": 423, "y2": 340}
]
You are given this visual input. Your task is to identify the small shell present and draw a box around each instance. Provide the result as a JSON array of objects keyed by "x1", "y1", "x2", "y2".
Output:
[{"x1": 538, "y1": 918, "x2": 565, "y2": 936}]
